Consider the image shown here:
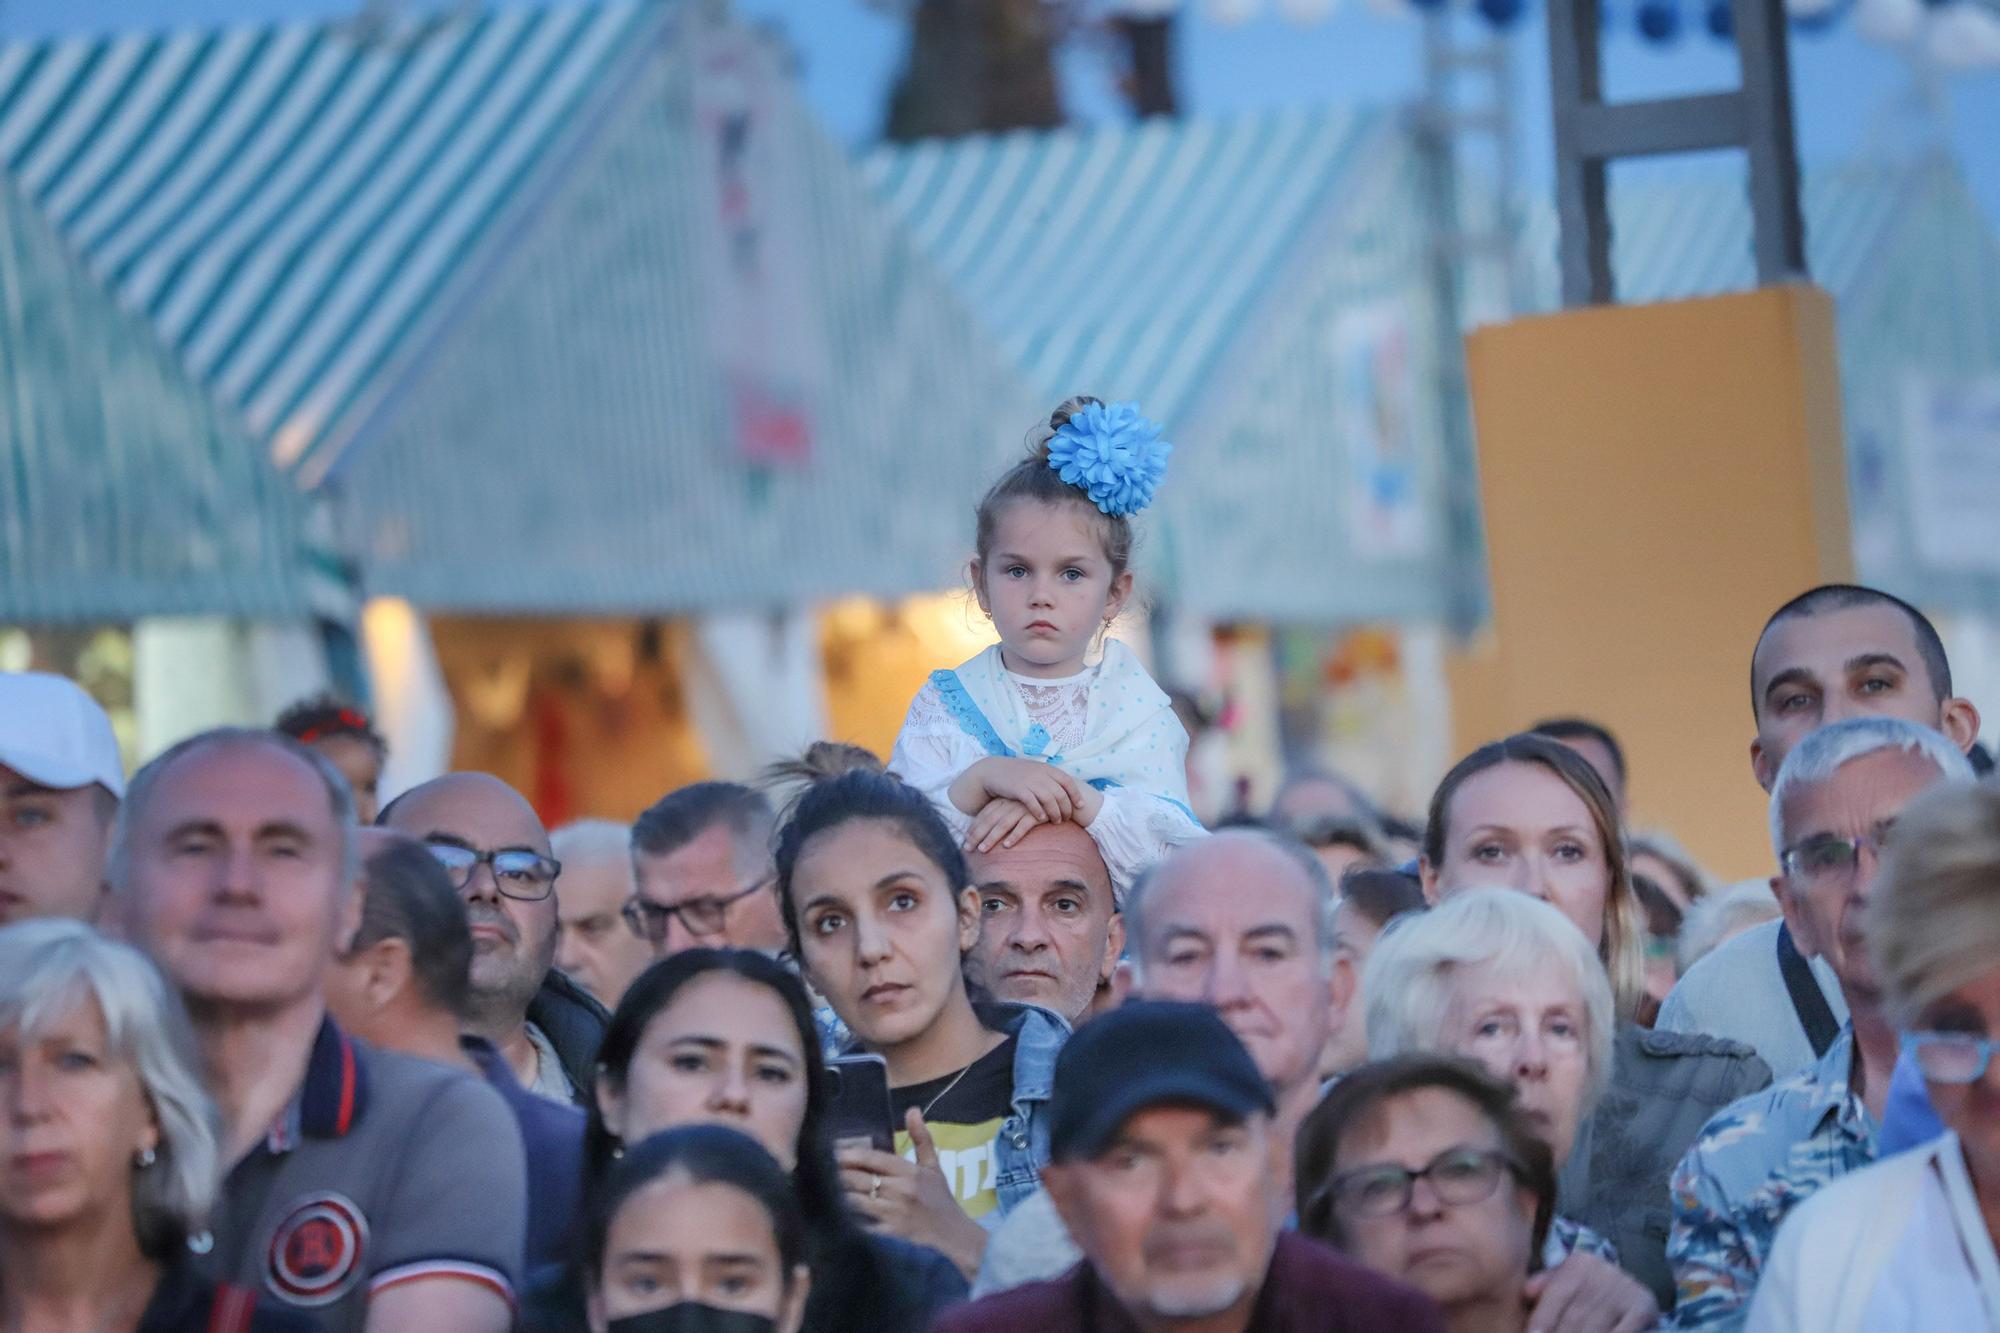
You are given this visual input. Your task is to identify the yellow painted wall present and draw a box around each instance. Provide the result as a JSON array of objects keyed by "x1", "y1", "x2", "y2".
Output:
[{"x1": 1456, "y1": 285, "x2": 1853, "y2": 880}]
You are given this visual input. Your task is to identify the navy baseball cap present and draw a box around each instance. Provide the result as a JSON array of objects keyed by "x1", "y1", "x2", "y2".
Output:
[{"x1": 1049, "y1": 1000, "x2": 1275, "y2": 1162}]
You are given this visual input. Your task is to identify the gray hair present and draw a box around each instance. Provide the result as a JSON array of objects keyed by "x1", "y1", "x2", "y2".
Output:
[
  {"x1": 108, "y1": 727, "x2": 360, "y2": 895},
  {"x1": 551, "y1": 818, "x2": 636, "y2": 876},
  {"x1": 0, "y1": 919, "x2": 219, "y2": 1259},
  {"x1": 1125, "y1": 829, "x2": 1339, "y2": 983},
  {"x1": 1768, "y1": 717, "x2": 1974, "y2": 862},
  {"x1": 1362, "y1": 888, "x2": 1616, "y2": 1119}
]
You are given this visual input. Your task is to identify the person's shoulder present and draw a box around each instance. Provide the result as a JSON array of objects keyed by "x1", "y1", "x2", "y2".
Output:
[
  {"x1": 929, "y1": 1271, "x2": 1087, "y2": 1331},
  {"x1": 1631, "y1": 1023, "x2": 1763, "y2": 1064},
  {"x1": 1672, "y1": 921, "x2": 1782, "y2": 1000},
  {"x1": 362, "y1": 1045, "x2": 520, "y2": 1140},
  {"x1": 1272, "y1": 1233, "x2": 1445, "y2": 1322}
]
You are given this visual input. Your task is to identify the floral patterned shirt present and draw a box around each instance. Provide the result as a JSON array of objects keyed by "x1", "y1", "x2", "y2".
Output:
[{"x1": 1668, "y1": 1027, "x2": 1877, "y2": 1330}]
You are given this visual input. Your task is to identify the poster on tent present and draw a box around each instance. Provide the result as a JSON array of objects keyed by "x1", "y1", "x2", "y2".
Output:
[
  {"x1": 691, "y1": 25, "x2": 827, "y2": 467},
  {"x1": 1902, "y1": 373, "x2": 2000, "y2": 574},
  {"x1": 1333, "y1": 300, "x2": 1429, "y2": 559}
]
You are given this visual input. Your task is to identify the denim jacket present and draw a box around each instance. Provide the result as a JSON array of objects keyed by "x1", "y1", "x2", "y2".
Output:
[{"x1": 984, "y1": 1001, "x2": 1070, "y2": 1221}]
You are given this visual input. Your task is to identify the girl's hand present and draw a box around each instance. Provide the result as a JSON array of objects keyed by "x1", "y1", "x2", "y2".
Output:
[
  {"x1": 966, "y1": 797, "x2": 1041, "y2": 853},
  {"x1": 834, "y1": 1110, "x2": 990, "y2": 1281},
  {"x1": 964, "y1": 756, "x2": 1083, "y2": 822}
]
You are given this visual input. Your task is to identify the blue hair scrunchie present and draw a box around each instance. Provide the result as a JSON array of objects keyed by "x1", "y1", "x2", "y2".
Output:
[{"x1": 1046, "y1": 401, "x2": 1173, "y2": 518}]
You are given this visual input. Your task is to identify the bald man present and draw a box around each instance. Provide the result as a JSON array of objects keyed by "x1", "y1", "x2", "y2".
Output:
[
  {"x1": 964, "y1": 820, "x2": 1124, "y2": 1025},
  {"x1": 379, "y1": 774, "x2": 607, "y2": 1107}
]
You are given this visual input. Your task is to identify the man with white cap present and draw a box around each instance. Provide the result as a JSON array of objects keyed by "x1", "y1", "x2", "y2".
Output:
[{"x1": 0, "y1": 672, "x2": 123, "y2": 924}]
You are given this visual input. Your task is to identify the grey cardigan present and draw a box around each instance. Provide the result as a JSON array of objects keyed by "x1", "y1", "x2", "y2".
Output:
[{"x1": 1558, "y1": 1023, "x2": 1772, "y2": 1310}]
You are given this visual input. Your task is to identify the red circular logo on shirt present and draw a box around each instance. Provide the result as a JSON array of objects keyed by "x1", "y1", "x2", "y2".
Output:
[{"x1": 266, "y1": 1192, "x2": 369, "y2": 1306}]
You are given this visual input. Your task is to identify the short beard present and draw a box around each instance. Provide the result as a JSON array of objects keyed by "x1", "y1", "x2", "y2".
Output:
[{"x1": 462, "y1": 939, "x2": 555, "y2": 1040}]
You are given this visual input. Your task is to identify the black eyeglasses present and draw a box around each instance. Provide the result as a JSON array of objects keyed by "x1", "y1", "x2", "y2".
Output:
[
  {"x1": 1780, "y1": 824, "x2": 1895, "y2": 885},
  {"x1": 425, "y1": 842, "x2": 562, "y2": 902},
  {"x1": 1325, "y1": 1147, "x2": 1517, "y2": 1219},
  {"x1": 621, "y1": 877, "x2": 772, "y2": 944}
]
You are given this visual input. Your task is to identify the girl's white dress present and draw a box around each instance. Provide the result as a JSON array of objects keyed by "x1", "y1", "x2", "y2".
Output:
[{"x1": 889, "y1": 640, "x2": 1206, "y2": 895}]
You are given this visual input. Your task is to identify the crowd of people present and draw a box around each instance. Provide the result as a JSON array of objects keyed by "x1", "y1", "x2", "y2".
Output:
[{"x1": 3, "y1": 398, "x2": 1999, "y2": 1332}]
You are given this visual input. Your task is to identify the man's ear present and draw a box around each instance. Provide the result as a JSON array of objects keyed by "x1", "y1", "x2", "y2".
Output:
[
  {"x1": 357, "y1": 937, "x2": 415, "y2": 1010},
  {"x1": 1041, "y1": 1162, "x2": 1082, "y2": 1236},
  {"x1": 958, "y1": 887, "x2": 984, "y2": 953},
  {"x1": 1325, "y1": 949, "x2": 1357, "y2": 1040},
  {"x1": 1098, "y1": 913, "x2": 1126, "y2": 985},
  {"x1": 1943, "y1": 697, "x2": 1983, "y2": 755},
  {"x1": 1751, "y1": 736, "x2": 1776, "y2": 793},
  {"x1": 1771, "y1": 872, "x2": 1820, "y2": 957}
]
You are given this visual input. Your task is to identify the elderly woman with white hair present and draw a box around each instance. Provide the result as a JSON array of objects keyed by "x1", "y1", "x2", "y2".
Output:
[
  {"x1": 1747, "y1": 781, "x2": 2000, "y2": 1332},
  {"x1": 0, "y1": 919, "x2": 310, "y2": 1332},
  {"x1": 1362, "y1": 889, "x2": 1659, "y2": 1331}
]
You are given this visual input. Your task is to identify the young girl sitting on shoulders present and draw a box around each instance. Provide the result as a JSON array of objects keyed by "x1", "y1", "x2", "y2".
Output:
[{"x1": 890, "y1": 396, "x2": 1206, "y2": 895}]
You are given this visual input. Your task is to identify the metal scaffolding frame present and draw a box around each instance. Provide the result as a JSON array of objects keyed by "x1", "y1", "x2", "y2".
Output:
[{"x1": 1547, "y1": 0, "x2": 1808, "y2": 305}]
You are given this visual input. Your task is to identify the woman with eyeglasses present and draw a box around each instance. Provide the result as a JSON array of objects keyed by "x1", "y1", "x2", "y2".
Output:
[
  {"x1": 523, "y1": 948, "x2": 964, "y2": 1332},
  {"x1": 1297, "y1": 1054, "x2": 1557, "y2": 1333},
  {"x1": 1747, "y1": 782, "x2": 2000, "y2": 1332}
]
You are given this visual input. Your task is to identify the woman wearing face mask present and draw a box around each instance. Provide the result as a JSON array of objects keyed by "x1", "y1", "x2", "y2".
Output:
[
  {"x1": 573, "y1": 949, "x2": 964, "y2": 1332},
  {"x1": 586, "y1": 1124, "x2": 811, "y2": 1333},
  {"x1": 772, "y1": 745, "x2": 1069, "y2": 1282},
  {"x1": 1420, "y1": 735, "x2": 1771, "y2": 1306}
]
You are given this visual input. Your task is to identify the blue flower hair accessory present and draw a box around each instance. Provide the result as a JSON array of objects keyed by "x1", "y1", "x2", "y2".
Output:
[{"x1": 1046, "y1": 400, "x2": 1173, "y2": 518}]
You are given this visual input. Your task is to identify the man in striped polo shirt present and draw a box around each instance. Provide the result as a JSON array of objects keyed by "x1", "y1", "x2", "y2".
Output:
[{"x1": 109, "y1": 728, "x2": 526, "y2": 1333}]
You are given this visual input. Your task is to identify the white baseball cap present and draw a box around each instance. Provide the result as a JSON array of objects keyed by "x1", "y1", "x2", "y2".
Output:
[{"x1": 0, "y1": 672, "x2": 125, "y2": 798}]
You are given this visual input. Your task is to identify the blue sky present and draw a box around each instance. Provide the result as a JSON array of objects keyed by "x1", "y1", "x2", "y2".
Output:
[{"x1": 5, "y1": 0, "x2": 1998, "y2": 232}]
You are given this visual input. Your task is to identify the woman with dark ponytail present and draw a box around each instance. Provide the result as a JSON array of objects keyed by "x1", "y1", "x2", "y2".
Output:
[{"x1": 770, "y1": 744, "x2": 1069, "y2": 1284}]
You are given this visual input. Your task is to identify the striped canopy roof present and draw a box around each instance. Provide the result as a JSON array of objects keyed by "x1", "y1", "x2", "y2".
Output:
[
  {"x1": 0, "y1": 0, "x2": 660, "y2": 482},
  {"x1": 862, "y1": 105, "x2": 1395, "y2": 428},
  {"x1": 0, "y1": 175, "x2": 307, "y2": 623}
]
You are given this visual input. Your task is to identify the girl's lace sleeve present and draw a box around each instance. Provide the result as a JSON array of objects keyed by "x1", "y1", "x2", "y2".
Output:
[
  {"x1": 887, "y1": 681, "x2": 982, "y2": 837},
  {"x1": 1087, "y1": 785, "x2": 1207, "y2": 894}
]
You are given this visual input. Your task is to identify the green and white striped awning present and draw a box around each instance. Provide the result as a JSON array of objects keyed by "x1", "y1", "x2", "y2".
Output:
[
  {"x1": 0, "y1": 175, "x2": 308, "y2": 623},
  {"x1": 862, "y1": 106, "x2": 1394, "y2": 427},
  {"x1": 0, "y1": 0, "x2": 660, "y2": 483}
]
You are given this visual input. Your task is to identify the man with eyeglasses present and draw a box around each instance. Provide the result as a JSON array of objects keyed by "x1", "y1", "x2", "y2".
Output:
[
  {"x1": 380, "y1": 773, "x2": 608, "y2": 1108},
  {"x1": 625, "y1": 782, "x2": 786, "y2": 957},
  {"x1": 1660, "y1": 584, "x2": 1985, "y2": 1081},
  {"x1": 1667, "y1": 717, "x2": 1975, "y2": 1330},
  {"x1": 934, "y1": 1001, "x2": 1444, "y2": 1333}
]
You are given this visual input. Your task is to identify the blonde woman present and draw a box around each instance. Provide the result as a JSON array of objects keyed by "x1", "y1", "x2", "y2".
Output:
[{"x1": 1418, "y1": 735, "x2": 1771, "y2": 1307}]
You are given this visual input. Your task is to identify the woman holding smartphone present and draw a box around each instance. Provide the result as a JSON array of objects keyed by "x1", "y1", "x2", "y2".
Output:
[
  {"x1": 770, "y1": 746, "x2": 1070, "y2": 1281},
  {"x1": 566, "y1": 948, "x2": 965, "y2": 1332}
]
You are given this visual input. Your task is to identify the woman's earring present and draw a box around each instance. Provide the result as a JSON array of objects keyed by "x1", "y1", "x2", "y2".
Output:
[{"x1": 135, "y1": 1146, "x2": 157, "y2": 1170}]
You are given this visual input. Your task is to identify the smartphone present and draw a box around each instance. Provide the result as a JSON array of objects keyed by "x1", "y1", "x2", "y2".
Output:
[{"x1": 825, "y1": 1053, "x2": 896, "y2": 1153}]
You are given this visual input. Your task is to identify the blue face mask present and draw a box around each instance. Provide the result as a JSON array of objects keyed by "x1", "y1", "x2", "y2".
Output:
[{"x1": 607, "y1": 1303, "x2": 777, "y2": 1333}]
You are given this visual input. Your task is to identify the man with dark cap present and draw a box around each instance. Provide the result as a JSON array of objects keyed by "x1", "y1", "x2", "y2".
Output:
[{"x1": 934, "y1": 1000, "x2": 1443, "y2": 1332}]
